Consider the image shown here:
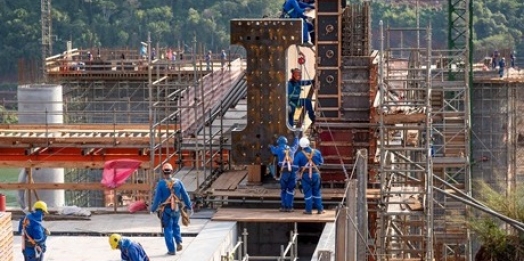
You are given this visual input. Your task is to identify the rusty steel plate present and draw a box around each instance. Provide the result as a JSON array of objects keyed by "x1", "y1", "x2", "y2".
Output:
[{"x1": 230, "y1": 19, "x2": 302, "y2": 165}]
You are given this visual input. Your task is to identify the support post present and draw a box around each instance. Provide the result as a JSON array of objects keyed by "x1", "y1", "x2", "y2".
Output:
[
  {"x1": 335, "y1": 205, "x2": 346, "y2": 261},
  {"x1": 347, "y1": 180, "x2": 357, "y2": 261},
  {"x1": 356, "y1": 149, "x2": 368, "y2": 261}
]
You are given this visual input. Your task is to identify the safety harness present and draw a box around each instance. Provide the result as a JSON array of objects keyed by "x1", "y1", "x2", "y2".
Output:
[
  {"x1": 21, "y1": 218, "x2": 36, "y2": 248},
  {"x1": 21, "y1": 217, "x2": 45, "y2": 258},
  {"x1": 299, "y1": 150, "x2": 320, "y2": 179},
  {"x1": 280, "y1": 147, "x2": 293, "y2": 173},
  {"x1": 157, "y1": 179, "x2": 190, "y2": 226}
]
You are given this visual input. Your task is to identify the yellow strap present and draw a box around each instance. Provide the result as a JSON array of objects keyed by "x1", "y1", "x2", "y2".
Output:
[
  {"x1": 301, "y1": 150, "x2": 320, "y2": 179},
  {"x1": 280, "y1": 148, "x2": 292, "y2": 172},
  {"x1": 159, "y1": 179, "x2": 182, "y2": 210}
]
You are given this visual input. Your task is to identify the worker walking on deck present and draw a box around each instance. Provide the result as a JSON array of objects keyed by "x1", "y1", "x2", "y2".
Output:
[
  {"x1": 270, "y1": 135, "x2": 300, "y2": 212},
  {"x1": 18, "y1": 201, "x2": 51, "y2": 261},
  {"x1": 150, "y1": 163, "x2": 193, "y2": 256},
  {"x1": 109, "y1": 234, "x2": 150, "y2": 261},
  {"x1": 294, "y1": 137, "x2": 325, "y2": 214},
  {"x1": 288, "y1": 68, "x2": 315, "y2": 127}
]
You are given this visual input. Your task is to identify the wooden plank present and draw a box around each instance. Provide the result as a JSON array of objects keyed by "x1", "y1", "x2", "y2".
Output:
[
  {"x1": 212, "y1": 207, "x2": 335, "y2": 223},
  {"x1": 0, "y1": 212, "x2": 13, "y2": 261},
  {"x1": 208, "y1": 188, "x2": 381, "y2": 199},
  {"x1": 211, "y1": 170, "x2": 247, "y2": 190}
]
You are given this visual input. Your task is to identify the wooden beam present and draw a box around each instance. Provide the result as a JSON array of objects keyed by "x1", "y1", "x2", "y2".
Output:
[
  {"x1": 0, "y1": 182, "x2": 151, "y2": 191},
  {"x1": 0, "y1": 156, "x2": 151, "y2": 169}
]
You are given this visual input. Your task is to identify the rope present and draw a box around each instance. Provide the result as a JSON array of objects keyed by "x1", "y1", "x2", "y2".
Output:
[{"x1": 330, "y1": 151, "x2": 376, "y2": 258}]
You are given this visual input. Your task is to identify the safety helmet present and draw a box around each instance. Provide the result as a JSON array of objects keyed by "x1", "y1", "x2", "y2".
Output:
[
  {"x1": 162, "y1": 163, "x2": 173, "y2": 174},
  {"x1": 299, "y1": 137, "x2": 310, "y2": 148},
  {"x1": 277, "y1": 136, "x2": 288, "y2": 145},
  {"x1": 109, "y1": 234, "x2": 122, "y2": 250},
  {"x1": 33, "y1": 200, "x2": 48, "y2": 214}
]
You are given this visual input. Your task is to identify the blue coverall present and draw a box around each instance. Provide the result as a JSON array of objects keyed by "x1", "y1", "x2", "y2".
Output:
[
  {"x1": 119, "y1": 237, "x2": 150, "y2": 261},
  {"x1": 288, "y1": 78, "x2": 315, "y2": 127},
  {"x1": 18, "y1": 210, "x2": 47, "y2": 261},
  {"x1": 151, "y1": 178, "x2": 192, "y2": 254},
  {"x1": 282, "y1": 0, "x2": 314, "y2": 43},
  {"x1": 294, "y1": 147, "x2": 324, "y2": 213},
  {"x1": 270, "y1": 137, "x2": 300, "y2": 210}
]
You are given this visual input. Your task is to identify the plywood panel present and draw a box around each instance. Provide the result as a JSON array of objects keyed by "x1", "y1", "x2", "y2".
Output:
[{"x1": 210, "y1": 170, "x2": 247, "y2": 190}]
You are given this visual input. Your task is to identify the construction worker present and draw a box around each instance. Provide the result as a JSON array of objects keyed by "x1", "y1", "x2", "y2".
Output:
[
  {"x1": 270, "y1": 135, "x2": 300, "y2": 212},
  {"x1": 109, "y1": 233, "x2": 150, "y2": 261},
  {"x1": 150, "y1": 163, "x2": 193, "y2": 255},
  {"x1": 294, "y1": 137, "x2": 325, "y2": 214},
  {"x1": 281, "y1": 0, "x2": 315, "y2": 45},
  {"x1": 18, "y1": 200, "x2": 50, "y2": 261},
  {"x1": 288, "y1": 68, "x2": 315, "y2": 127},
  {"x1": 499, "y1": 57, "x2": 506, "y2": 78}
]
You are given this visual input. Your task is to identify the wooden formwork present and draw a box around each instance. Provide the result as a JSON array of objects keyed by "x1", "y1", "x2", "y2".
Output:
[{"x1": 0, "y1": 212, "x2": 14, "y2": 261}]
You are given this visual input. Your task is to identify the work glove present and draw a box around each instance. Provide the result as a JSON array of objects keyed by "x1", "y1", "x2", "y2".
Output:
[{"x1": 44, "y1": 228, "x2": 51, "y2": 236}]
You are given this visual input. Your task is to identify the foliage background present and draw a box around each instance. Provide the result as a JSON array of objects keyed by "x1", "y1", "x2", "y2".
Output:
[{"x1": 0, "y1": 0, "x2": 522, "y2": 82}]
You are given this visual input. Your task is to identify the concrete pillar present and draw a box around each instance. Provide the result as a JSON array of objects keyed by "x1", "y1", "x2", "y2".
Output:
[{"x1": 17, "y1": 84, "x2": 65, "y2": 209}]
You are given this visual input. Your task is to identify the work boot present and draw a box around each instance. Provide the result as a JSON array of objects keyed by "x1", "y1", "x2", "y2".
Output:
[
  {"x1": 317, "y1": 210, "x2": 326, "y2": 214},
  {"x1": 167, "y1": 251, "x2": 176, "y2": 255},
  {"x1": 303, "y1": 211, "x2": 312, "y2": 215},
  {"x1": 279, "y1": 207, "x2": 287, "y2": 212},
  {"x1": 177, "y1": 244, "x2": 183, "y2": 251},
  {"x1": 286, "y1": 208, "x2": 295, "y2": 212}
]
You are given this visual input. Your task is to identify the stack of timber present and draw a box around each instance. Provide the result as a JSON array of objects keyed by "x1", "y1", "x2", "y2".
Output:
[{"x1": 0, "y1": 212, "x2": 14, "y2": 261}]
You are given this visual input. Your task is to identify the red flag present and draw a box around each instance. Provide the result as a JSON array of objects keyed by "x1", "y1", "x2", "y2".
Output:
[{"x1": 101, "y1": 159, "x2": 142, "y2": 188}]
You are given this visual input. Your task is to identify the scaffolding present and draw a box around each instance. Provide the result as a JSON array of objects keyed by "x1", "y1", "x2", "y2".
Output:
[
  {"x1": 376, "y1": 24, "x2": 433, "y2": 261},
  {"x1": 375, "y1": 19, "x2": 470, "y2": 261}
]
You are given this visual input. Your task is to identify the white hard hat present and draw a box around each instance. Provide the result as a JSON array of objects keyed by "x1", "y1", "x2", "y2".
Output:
[{"x1": 299, "y1": 137, "x2": 310, "y2": 148}]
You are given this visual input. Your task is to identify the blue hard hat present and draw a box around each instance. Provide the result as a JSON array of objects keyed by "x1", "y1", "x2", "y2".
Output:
[{"x1": 277, "y1": 136, "x2": 288, "y2": 145}]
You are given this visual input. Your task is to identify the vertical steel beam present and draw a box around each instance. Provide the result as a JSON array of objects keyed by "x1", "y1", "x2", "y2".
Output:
[{"x1": 230, "y1": 19, "x2": 302, "y2": 164}]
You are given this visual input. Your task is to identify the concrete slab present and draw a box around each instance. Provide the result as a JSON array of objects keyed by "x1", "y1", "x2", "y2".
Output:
[
  {"x1": 178, "y1": 221, "x2": 237, "y2": 261},
  {"x1": 10, "y1": 212, "x2": 224, "y2": 260},
  {"x1": 11, "y1": 213, "x2": 210, "y2": 236},
  {"x1": 12, "y1": 236, "x2": 196, "y2": 261}
]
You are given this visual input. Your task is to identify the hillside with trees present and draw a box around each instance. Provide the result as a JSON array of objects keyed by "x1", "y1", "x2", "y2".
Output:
[{"x1": 0, "y1": 0, "x2": 522, "y2": 82}]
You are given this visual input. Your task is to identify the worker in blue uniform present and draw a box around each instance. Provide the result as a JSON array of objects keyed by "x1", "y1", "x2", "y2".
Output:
[
  {"x1": 281, "y1": 0, "x2": 315, "y2": 44},
  {"x1": 109, "y1": 234, "x2": 150, "y2": 261},
  {"x1": 293, "y1": 137, "x2": 325, "y2": 214},
  {"x1": 18, "y1": 200, "x2": 50, "y2": 261},
  {"x1": 288, "y1": 68, "x2": 315, "y2": 127},
  {"x1": 270, "y1": 135, "x2": 300, "y2": 212},
  {"x1": 150, "y1": 163, "x2": 193, "y2": 255}
]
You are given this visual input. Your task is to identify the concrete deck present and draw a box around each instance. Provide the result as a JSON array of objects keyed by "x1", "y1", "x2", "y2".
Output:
[{"x1": 10, "y1": 211, "x2": 214, "y2": 261}]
